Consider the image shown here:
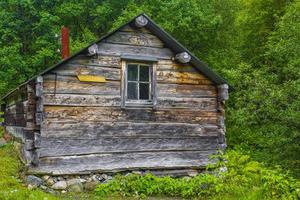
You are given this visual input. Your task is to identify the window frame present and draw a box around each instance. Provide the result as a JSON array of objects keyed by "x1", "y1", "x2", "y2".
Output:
[{"x1": 121, "y1": 60, "x2": 157, "y2": 108}]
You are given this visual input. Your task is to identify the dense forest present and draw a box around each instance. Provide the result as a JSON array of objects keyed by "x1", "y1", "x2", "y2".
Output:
[{"x1": 0, "y1": 0, "x2": 299, "y2": 180}]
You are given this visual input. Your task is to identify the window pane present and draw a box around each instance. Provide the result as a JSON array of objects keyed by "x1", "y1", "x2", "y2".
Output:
[
  {"x1": 127, "y1": 82, "x2": 138, "y2": 100},
  {"x1": 139, "y1": 65, "x2": 149, "y2": 82},
  {"x1": 139, "y1": 83, "x2": 150, "y2": 100},
  {"x1": 128, "y1": 64, "x2": 138, "y2": 81}
]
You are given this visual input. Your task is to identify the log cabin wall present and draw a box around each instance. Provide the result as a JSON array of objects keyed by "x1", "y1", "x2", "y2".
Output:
[
  {"x1": 2, "y1": 83, "x2": 35, "y2": 165},
  {"x1": 29, "y1": 25, "x2": 225, "y2": 175}
]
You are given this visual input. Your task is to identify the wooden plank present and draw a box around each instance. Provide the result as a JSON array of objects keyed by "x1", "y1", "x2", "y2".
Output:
[
  {"x1": 157, "y1": 84, "x2": 217, "y2": 98},
  {"x1": 36, "y1": 76, "x2": 43, "y2": 97},
  {"x1": 50, "y1": 64, "x2": 120, "y2": 80},
  {"x1": 97, "y1": 42, "x2": 173, "y2": 59},
  {"x1": 27, "y1": 82, "x2": 36, "y2": 129},
  {"x1": 157, "y1": 71, "x2": 212, "y2": 85},
  {"x1": 120, "y1": 24, "x2": 152, "y2": 33},
  {"x1": 5, "y1": 126, "x2": 26, "y2": 141},
  {"x1": 4, "y1": 113, "x2": 27, "y2": 126},
  {"x1": 43, "y1": 106, "x2": 218, "y2": 124},
  {"x1": 157, "y1": 97, "x2": 217, "y2": 110},
  {"x1": 29, "y1": 150, "x2": 216, "y2": 175},
  {"x1": 105, "y1": 31, "x2": 164, "y2": 48},
  {"x1": 5, "y1": 101, "x2": 27, "y2": 114},
  {"x1": 39, "y1": 136, "x2": 219, "y2": 157},
  {"x1": 68, "y1": 55, "x2": 121, "y2": 67},
  {"x1": 43, "y1": 76, "x2": 120, "y2": 95},
  {"x1": 157, "y1": 60, "x2": 199, "y2": 72},
  {"x1": 41, "y1": 121, "x2": 219, "y2": 138},
  {"x1": 43, "y1": 94, "x2": 121, "y2": 107},
  {"x1": 42, "y1": 92, "x2": 215, "y2": 111}
]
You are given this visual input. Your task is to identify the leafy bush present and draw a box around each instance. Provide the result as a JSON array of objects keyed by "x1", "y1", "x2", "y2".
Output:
[{"x1": 95, "y1": 151, "x2": 300, "y2": 199}]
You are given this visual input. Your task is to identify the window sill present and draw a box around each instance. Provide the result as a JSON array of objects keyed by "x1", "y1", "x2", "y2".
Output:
[{"x1": 123, "y1": 102, "x2": 154, "y2": 109}]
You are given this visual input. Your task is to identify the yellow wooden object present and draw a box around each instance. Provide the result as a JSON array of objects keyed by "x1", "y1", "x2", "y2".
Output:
[{"x1": 77, "y1": 75, "x2": 106, "y2": 83}]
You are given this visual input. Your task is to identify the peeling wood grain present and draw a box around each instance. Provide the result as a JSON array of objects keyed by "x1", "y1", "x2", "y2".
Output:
[
  {"x1": 105, "y1": 31, "x2": 164, "y2": 48},
  {"x1": 39, "y1": 137, "x2": 219, "y2": 157},
  {"x1": 43, "y1": 76, "x2": 120, "y2": 95},
  {"x1": 43, "y1": 106, "x2": 218, "y2": 124},
  {"x1": 97, "y1": 43, "x2": 173, "y2": 59},
  {"x1": 41, "y1": 121, "x2": 219, "y2": 138},
  {"x1": 51, "y1": 64, "x2": 120, "y2": 80},
  {"x1": 29, "y1": 150, "x2": 216, "y2": 175}
]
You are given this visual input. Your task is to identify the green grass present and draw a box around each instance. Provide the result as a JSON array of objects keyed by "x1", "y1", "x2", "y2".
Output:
[{"x1": 0, "y1": 143, "x2": 58, "y2": 200}]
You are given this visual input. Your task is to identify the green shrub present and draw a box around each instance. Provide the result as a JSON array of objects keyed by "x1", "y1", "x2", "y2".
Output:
[{"x1": 95, "y1": 151, "x2": 300, "y2": 199}]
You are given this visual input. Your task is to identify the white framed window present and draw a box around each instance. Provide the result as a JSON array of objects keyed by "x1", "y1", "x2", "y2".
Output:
[{"x1": 121, "y1": 61, "x2": 157, "y2": 108}]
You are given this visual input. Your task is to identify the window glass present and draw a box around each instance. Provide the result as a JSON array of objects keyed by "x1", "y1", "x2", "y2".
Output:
[
  {"x1": 127, "y1": 82, "x2": 138, "y2": 99},
  {"x1": 139, "y1": 65, "x2": 149, "y2": 81},
  {"x1": 127, "y1": 64, "x2": 138, "y2": 81},
  {"x1": 139, "y1": 83, "x2": 150, "y2": 100},
  {"x1": 126, "y1": 63, "x2": 152, "y2": 103}
]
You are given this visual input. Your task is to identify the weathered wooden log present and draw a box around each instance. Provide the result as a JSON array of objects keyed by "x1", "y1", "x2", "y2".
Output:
[
  {"x1": 35, "y1": 76, "x2": 43, "y2": 97},
  {"x1": 51, "y1": 64, "x2": 120, "y2": 80},
  {"x1": 105, "y1": 31, "x2": 163, "y2": 48},
  {"x1": 217, "y1": 84, "x2": 229, "y2": 101},
  {"x1": 158, "y1": 84, "x2": 217, "y2": 98},
  {"x1": 135, "y1": 15, "x2": 148, "y2": 27},
  {"x1": 41, "y1": 121, "x2": 219, "y2": 138},
  {"x1": 32, "y1": 150, "x2": 40, "y2": 166},
  {"x1": 68, "y1": 55, "x2": 121, "y2": 67},
  {"x1": 175, "y1": 52, "x2": 191, "y2": 63},
  {"x1": 43, "y1": 76, "x2": 120, "y2": 96},
  {"x1": 157, "y1": 71, "x2": 212, "y2": 85},
  {"x1": 43, "y1": 106, "x2": 218, "y2": 124},
  {"x1": 21, "y1": 146, "x2": 34, "y2": 165},
  {"x1": 34, "y1": 132, "x2": 41, "y2": 148},
  {"x1": 88, "y1": 44, "x2": 98, "y2": 56},
  {"x1": 5, "y1": 126, "x2": 26, "y2": 141},
  {"x1": 42, "y1": 93, "x2": 217, "y2": 111},
  {"x1": 121, "y1": 24, "x2": 151, "y2": 33},
  {"x1": 35, "y1": 76, "x2": 44, "y2": 126},
  {"x1": 29, "y1": 150, "x2": 216, "y2": 175},
  {"x1": 97, "y1": 43, "x2": 173, "y2": 59},
  {"x1": 39, "y1": 136, "x2": 219, "y2": 157},
  {"x1": 25, "y1": 139, "x2": 34, "y2": 150}
]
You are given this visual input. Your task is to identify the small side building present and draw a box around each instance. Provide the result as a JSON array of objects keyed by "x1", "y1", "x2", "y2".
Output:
[{"x1": 0, "y1": 14, "x2": 229, "y2": 175}]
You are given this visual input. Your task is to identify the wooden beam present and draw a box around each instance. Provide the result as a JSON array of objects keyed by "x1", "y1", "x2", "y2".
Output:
[
  {"x1": 175, "y1": 52, "x2": 191, "y2": 63},
  {"x1": 135, "y1": 15, "x2": 148, "y2": 27},
  {"x1": 217, "y1": 84, "x2": 229, "y2": 101},
  {"x1": 87, "y1": 44, "x2": 98, "y2": 56},
  {"x1": 35, "y1": 76, "x2": 44, "y2": 126},
  {"x1": 35, "y1": 76, "x2": 43, "y2": 98}
]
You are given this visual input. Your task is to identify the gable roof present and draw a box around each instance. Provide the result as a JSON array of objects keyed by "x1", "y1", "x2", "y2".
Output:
[{"x1": 1, "y1": 13, "x2": 230, "y2": 100}]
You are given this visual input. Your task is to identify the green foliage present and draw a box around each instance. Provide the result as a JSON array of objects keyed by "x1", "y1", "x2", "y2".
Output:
[
  {"x1": 95, "y1": 150, "x2": 300, "y2": 199},
  {"x1": 0, "y1": 0, "x2": 299, "y2": 179}
]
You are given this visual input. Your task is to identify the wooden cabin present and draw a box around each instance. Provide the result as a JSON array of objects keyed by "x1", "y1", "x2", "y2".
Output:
[{"x1": 0, "y1": 14, "x2": 229, "y2": 175}]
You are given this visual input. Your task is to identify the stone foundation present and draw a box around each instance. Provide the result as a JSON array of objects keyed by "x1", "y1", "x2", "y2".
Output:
[{"x1": 25, "y1": 169, "x2": 201, "y2": 193}]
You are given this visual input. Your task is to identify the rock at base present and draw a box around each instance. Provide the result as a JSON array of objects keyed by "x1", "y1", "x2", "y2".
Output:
[
  {"x1": 84, "y1": 181, "x2": 99, "y2": 191},
  {"x1": 25, "y1": 175, "x2": 44, "y2": 187},
  {"x1": 0, "y1": 138, "x2": 6, "y2": 147},
  {"x1": 67, "y1": 180, "x2": 84, "y2": 193},
  {"x1": 51, "y1": 181, "x2": 67, "y2": 190}
]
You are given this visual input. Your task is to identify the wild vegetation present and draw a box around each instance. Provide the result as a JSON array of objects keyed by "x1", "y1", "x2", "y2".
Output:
[
  {"x1": 95, "y1": 151, "x2": 300, "y2": 199},
  {"x1": 0, "y1": 0, "x2": 299, "y2": 199}
]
